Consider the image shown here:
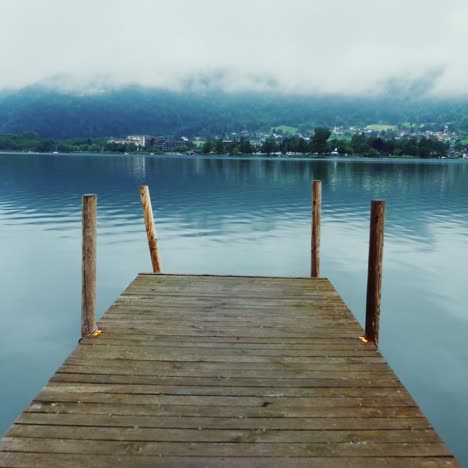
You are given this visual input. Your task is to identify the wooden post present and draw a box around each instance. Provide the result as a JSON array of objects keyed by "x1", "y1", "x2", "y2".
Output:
[
  {"x1": 139, "y1": 185, "x2": 162, "y2": 273},
  {"x1": 311, "y1": 180, "x2": 321, "y2": 277},
  {"x1": 365, "y1": 200, "x2": 385, "y2": 346},
  {"x1": 81, "y1": 194, "x2": 99, "y2": 338}
]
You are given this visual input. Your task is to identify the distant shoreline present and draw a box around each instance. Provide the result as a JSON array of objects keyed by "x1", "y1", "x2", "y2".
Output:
[{"x1": 1, "y1": 150, "x2": 465, "y2": 161}]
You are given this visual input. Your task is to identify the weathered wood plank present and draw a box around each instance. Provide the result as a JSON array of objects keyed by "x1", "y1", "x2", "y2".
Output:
[
  {"x1": 57, "y1": 366, "x2": 396, "y2": 380},
  {"x1": 68, "y1": 345, "x2": 379, "y2": 359},
  {"x1": 95, "y1": 329, "x2": 363, "y2": 339},
  {"x1": 78, "y1": 338, "x2": 373, "y2": 350},
  {"x1": 0, "y1": 437, "x2": 453, "y2": 457},
  {"x1": 50, "y1": 373, "x2": 402, "y2": 390},
  {"x1": 68, "y1": 347, "x2": 384, "y2": 363},
  {"x1": 44, "y1": 383, "x2": 410, "y2": 402},
  {"x1": 8, "y1": 425, "x2": 440, "y2": 444},
  {"x1": 0, "y1": 453, "x2": 458, "y2": 468},
  {"x1": 19, "y1": 409, "x2": 434, "y2": 429},
  {"x1": 51, "y1": 366, "x2": 395, "y2": 382},
  {"x1": 30, "y1": 399, "x2": 424, "y2": 418},
  {"x1": 100, "y1": 314, "x2": 358, "y2": 324},
  {"x1": 79, "y1": 334, "x2": 368, "y2": 344},
  {"x1": 27, "y1": 401, "x2": 430, "y2": 429},
  {"x1": 63, "y1": 356, "x2": 387, "y2": 370},
  {"x1": 34, "y1": 385, "x2": 414, "y2": 401}
]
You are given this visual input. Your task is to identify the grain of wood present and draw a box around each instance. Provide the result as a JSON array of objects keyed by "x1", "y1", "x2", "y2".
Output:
[
  {"x1": 365, "y1": 200, "x2": 385, "y2": 345},
  {"x1": 81, "y1": 194, "x2": 97, "y2": 337},
  {"x1": 311, "y1": 180, "x2": 321, "y2": 277},
  {"x1": 139, "y1": 185, "x2": 162, "y2": 273}
]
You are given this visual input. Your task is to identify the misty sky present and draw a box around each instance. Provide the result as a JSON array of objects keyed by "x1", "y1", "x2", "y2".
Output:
[{"x1": 1, "y1": 0, "x2": 467, "y2": 96}]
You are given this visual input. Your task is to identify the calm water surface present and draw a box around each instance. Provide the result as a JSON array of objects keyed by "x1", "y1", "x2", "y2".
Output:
[{"x1": 1, "y1": 153, "x2": 468, "y2": 462}]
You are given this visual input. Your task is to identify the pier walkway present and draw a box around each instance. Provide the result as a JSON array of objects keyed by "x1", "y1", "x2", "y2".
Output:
[{"x1": 0, "y1": 273, "x2": 458, "y2": 466}]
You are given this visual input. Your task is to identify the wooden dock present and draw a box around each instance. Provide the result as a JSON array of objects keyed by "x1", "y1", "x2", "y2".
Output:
[{"x1": 0, "y1": 273, "x2": 458, "y2": 467}]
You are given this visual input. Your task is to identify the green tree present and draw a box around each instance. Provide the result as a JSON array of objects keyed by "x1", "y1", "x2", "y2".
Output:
[
  {"x1": 239, "y1": 137, "x2": 253, "y2": 154},
  {"x1": 371, "y1": 137, "x2": 385, "y2": 153},
  {"x1": 214, "y1": 139, "x2": 224, "y2": 154},
  {"x1": 310, "y1": 127, "x2": 331, "y2": 154},
  {"x1": 297, "y1": 138, "x2": 309, "y2": 154},
  {"x1": 57, "y1": 143, "x2": 73, "y2": 153},
  {"x1": 329, "y1": 138, "x2": 352, "y2": 155},
  {"x1": 125, "y1": 143, "x2": 138, "y2": 153},
  {"x1": 261, "y1": 136, "x2": 278, "y2": 155},
  {"x1": 418, "y1": 137, "x2": 432, "y2": 158},
  {"x1": 350, "y1": 133, "x2": 370, "y2": 155},
  {"x1": 454, "y1": 139, "x2": 464, "y2": 151},
  {"x1": 401, "y1": 138, "x2": 418, "y2": 156},
  {"x1": 34, "y1": 140, "x2": 55, "y2": 152},
  {"x1": 279, "y1": 137, "x2": 291, "y2": 154},
  {"x1": 202, "y1": 140, "x2": 213, "y2": 153}
]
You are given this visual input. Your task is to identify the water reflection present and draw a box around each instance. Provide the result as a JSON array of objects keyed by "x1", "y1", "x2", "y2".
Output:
[{"x1": 1, "y1": 153, "x2": 468, "y2": 463}]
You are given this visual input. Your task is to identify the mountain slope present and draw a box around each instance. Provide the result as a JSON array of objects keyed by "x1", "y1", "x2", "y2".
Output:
[{"x1": 0, "y1": 85, "x2": 467, "y2": 138}]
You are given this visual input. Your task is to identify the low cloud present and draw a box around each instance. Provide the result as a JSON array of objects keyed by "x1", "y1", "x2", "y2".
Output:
[{"x1": 1, "y1": 0, "x2": 467, "y2": 96}]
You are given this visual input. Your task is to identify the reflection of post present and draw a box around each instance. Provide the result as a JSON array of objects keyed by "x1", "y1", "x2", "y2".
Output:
[
  {"x1": 311, "y1": 180, "x2": 321, "y2": 277},
  {"x1": 365, "y1": 200, "x2": 385, "y2": 346},
  {"x1": 81, "y1": 194, "x2": 100, "y2": 338},
  {"x1": 139, "y1": 185, "x2": 162, "y2": 273}
]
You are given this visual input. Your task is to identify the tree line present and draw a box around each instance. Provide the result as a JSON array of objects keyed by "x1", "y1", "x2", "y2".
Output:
[
  {"x1": 203, "y1": 128, "x2": 450, "y2": 157},
  {"x1": 0, "y1": 133, "x2": 192, "y2": 154}
]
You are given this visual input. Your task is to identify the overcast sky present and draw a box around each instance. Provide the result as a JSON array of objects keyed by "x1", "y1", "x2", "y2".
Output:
[{"x1": 1, "y1": 0, "x2": 467, "y2": 96}]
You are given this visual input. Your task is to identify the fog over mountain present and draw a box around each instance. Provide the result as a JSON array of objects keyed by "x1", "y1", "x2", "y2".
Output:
[
  {"x1": 1, "y1": 0, "x2": 467, "y2": 97},
  {"x1": 1, "y1": 0, "x2": 467, "y2": 138}
]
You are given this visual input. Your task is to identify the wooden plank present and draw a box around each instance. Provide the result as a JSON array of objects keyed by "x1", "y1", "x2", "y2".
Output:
[
  {"x1": 8, "y1": 425, "x2": 440, "y2": 444},
  {"x1": 34, "y1": 381, "x2": 411, "y2": 397},
  {"x1": 0, "y1": 453, "x2": 458, "y2": 468},
  {"x1": 19, "y1": 409, "x2": 434, "y2": 429},
  {"x1": 94, "y1": 328, "x2": 363, "y2": 339},
  {"x1": 78, "y1": 338, "x2": 374, "y2": 349},
  {"x1": 0, "y1": 274, "x2": 457, "y2": 465},
  {"x1": 66, "y1": 348, "x2": 382, "y2": 363},
  {"x1": 30, "y1": 401, "x2": 424, "y2": 419},
  {"x1": 0, "y1": 438, "x2": 452, "y2": 457},
  {"x1": 63, "y1": 356, "x2": 388, "y2": 369},
  {"x1": 68, "y1": 344, "x2": 379, "y2": 359},
  {"x1": 114, "y1": 296, "x2": 343, "y2": 306},
  {"x1": 46, "y1": 382, "x2": 408, "y2": 400},
  {"x1": 58, "y1": 365, "x2": 394, "y2": 379},
  {"x1": 100, "y1": 312, "x2": 357, "y2": 322},
  {"x1": 49, "y1": 373, "x2": 401, "y2": 389},
  {"x1": 27, "y1": 400, "x2": 430, "y2": 429},
  {"x1": 35, "y1": 389, "x2": 421, "y2": 412}
]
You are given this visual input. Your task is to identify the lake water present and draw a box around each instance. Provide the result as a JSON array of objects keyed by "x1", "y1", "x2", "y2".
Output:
[{"x1": 1, "y1": 153, "x2": 468, "y2": 462}]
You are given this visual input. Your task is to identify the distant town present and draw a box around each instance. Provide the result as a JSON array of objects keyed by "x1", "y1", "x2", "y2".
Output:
[
  {"x1": 1, "y1": 123, "x2": 468, "y2": 158},
  {"x1": 104, "y1": 123, "x2": 468, "y2": 158}
]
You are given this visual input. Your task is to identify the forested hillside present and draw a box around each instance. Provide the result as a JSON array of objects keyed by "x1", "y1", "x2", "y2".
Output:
[{"x1": 0, "y1": 85, "x2": 467, "y2": 138}]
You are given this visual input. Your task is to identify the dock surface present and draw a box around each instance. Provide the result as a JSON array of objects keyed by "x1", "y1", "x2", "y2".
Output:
[{"x1": 0, "y1": 274, "x2": 458, "y2": 467}]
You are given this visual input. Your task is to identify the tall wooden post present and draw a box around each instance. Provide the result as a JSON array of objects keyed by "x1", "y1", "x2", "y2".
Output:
[
  {"x1": 139, "y1": 185, "x2": 162, "y2": 273},
  {"x1": 365, "y1": 200, "x2": 385, "y2": 346},
  {"x1": 311, "y1": 180, "x2": 321, "y2": 277},
  {"x1": 81, "y1": 194, "x2": 99, "y2": 338}
]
